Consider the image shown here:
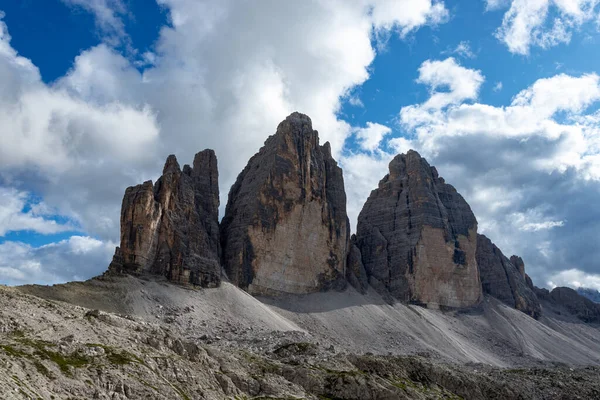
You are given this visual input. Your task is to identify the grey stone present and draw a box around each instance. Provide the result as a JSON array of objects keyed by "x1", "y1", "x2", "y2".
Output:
[
  {"x1": 107, "y1": 150, "x2": 221, "y2": 287},
  {"x1": 476, "y1": 234, "x2": 541, "y2": 319},
  {"x1": 355, "y1": 150, "x2": 482, "y2": 308},
  {"x1": 221, "y1": 112, "x2": 350, "y2": 295}
]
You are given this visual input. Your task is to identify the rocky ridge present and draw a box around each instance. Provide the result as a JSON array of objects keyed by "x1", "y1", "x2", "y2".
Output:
[{"x1": 534, "y1": 286, "x2": 600, "y2": 323}]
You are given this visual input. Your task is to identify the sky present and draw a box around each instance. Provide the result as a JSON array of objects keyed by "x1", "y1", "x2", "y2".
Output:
[{"x1": 0, "y1": 0, "x2": 600, "y2": 291}]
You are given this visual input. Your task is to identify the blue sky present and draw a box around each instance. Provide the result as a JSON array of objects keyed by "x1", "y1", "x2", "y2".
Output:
[{"x1": 1, "y1": 0, "x2": 600, "y2": 290}]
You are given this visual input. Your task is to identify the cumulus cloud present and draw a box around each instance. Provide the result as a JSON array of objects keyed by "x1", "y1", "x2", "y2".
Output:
[
  {"x1": 354, "y1": 122, "x2": 392, "y2": 151},
  {"x1": 0, "y1": 1, "x2": 449, "y2": 284},
  {"x1": 493, "y1": 0, "x2": 600, "y2": 55},
  {"x1": 0, "y1": 188, "x2": 75, "y2": 236},
  {"x1": 549, "y1": 269, "x2": 600, "y2": 291},
  {"x1": 391, "y1": 57, "x2": 600, "y2": 288},
  {"x1": 0, "y1": 236, "x2": 115, "y2": 286},
  {"x1": 337, "y1": 56, "x2": 600, "y2": 290}
]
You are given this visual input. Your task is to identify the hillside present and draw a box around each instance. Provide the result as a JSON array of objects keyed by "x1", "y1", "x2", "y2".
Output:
[{"x1": 0, "y1": 274, "x2": 597, "y2": 399}]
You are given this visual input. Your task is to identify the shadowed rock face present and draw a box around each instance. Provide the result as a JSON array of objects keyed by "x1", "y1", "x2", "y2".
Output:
[
  {"x1": 108, "y1": 150, "x2": 221, "y2": 287},
  {"x1": 535, "y1": 286, "x2": 600, "y2": 323},
  {"x1": 355, "y1": 150, "x2": 482, "y2": 308},
  {"x1": 346, "y1": 236, "x2": 369, "y2": 295},
  {"x1": 476, "y1": 234, "x2": 541, "y2": 318},
  {"x1": 221, "y1": 112, "x2": 350, "y2": 295}
]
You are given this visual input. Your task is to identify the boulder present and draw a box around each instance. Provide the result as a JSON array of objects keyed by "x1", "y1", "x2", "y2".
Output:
[
  {"x1": 355, "y1": 150, "x2": 482, "y2": 308},
  {"x1": 108, "y1": 150, "x2": 221, "y2": 287},
  {"x1": 476, "y1": 235, "x2": 541, "y2": 318},
  {"x1": 221, "y1": 112, "x2": 350, "y2": 295}
]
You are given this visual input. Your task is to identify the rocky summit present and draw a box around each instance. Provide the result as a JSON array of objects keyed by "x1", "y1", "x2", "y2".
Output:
[
  {"x1": 108, "y1": 150, "x2": 221, "y2": 287},
  {"x1": 221, "y1": 112, "x2": 349, "y2": 295},
  {"x1": 476, "y1": 234, "x2": 541, "y2": 318},
  {"x1": 354, "y1": 150, "x2": 482, "y2": 309}
]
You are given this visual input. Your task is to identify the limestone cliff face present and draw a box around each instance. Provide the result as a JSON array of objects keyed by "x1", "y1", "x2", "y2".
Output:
[
  {"x1": 108, "y1": 150, "x2": 221, "y2": 287},
  {"x1": 346, "y1": 236, "x2": 369, "y2": 295},
  {"x1": 476, "y1": 235, "x2": 541, "y2": 318},
  {"x1": 221, "y1": 112, "x2": 350, "y2": 295},
  {"x1": 355, "y1": 151, "x2": 482, "y2": 308}
]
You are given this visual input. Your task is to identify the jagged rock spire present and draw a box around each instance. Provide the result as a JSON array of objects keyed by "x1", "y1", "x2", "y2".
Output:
[{"x1": 221, "y1": 112, "x2": 350, "y2": 295}]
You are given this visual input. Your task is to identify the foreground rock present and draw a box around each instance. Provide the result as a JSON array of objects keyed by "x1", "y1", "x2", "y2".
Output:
[
  {"x1": 221, "y1": 112, "x2": 350, "y2": 295},
  {"x1": 4, "y1": 282, "x2": 600, "y2": 400},
  {"x1": 356, "y1": 150, "x2": 482, "y2": 308},
  {"x1": 476, "y1": 234, "x2": 541, "y2": 318},
  {"x1": 108, "y1": 150, "x2": 221, "y2": 287}
]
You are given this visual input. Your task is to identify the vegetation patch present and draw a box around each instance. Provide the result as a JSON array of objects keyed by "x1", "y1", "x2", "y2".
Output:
[{"x1": 33, "y1": 360, "x2": 52, "y2": 378}]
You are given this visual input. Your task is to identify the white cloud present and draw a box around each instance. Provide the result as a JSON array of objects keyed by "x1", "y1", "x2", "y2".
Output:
[
  {"x1": 369, "y1": 0, "x2": 449, "y2": 38},
  {"x1": 0, "y1": 236, "x2": 115, "y2": 285},
  {"x1": 390, "y1": 57, "x2": 600, "y2": 289},
  {"x1": 453, "y1": 41, "x2": 476, "y2": 58},
  {"x1": 510, "y1": 210, "x2": 565, "y2": 231},
  {"x1": 494, "y1": 0, "x2": 600, "y2": 55},
  {"x1": 0, "y1": 188, "x2": 75, "y2": 236},
  {"x1": 400, "y1": 58, "x2": 484, "y2": 129},
  {"x1": 399, "y1": 63, "x2": 600, "y2": 179},
  {"x1": 549, "y1": 269, "x2": 600, "y2": 291},
  {"x1": 0, "y1": 1, "x2": 450, "y2": 283},
  {"x1": 348, "y1": 95, "x2": 364, "y2": 107},
  {"x1": 493, "y1": 81, "x2": 503, "y2": 91},
  {"x1": 354, "y1": 122, "x2": 392, "y2": 151},
  {"x1": 486, "y1": 0, "x2": 511, "y2": 10},
  {"x1": 61, "y1": 0, "x2": 128, "y2": 45},
  {"x1": 340, "y1": 151, "x2": 396, "y2": 230}
]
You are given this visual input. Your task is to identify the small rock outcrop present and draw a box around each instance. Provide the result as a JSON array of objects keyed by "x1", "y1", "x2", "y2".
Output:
[
  {"x1": 221, "y1": 112, "x2": 350, "y2": 295},
  {"x1": 355, "y1": 150, "x2": 482, "y2": 308},
  {"x1": 476, "y1": 235, "x2": 541, "y2": 318},
  {"x1": 108, "y1": 150, "x2": 221, "y2": 287}
]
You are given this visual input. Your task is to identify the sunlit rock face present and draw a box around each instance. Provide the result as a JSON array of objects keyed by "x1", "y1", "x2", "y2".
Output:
[
  {"x1": 221, "y1": 112, "x2": 350, "y2": 295},
  {"x1": 356, "y1": 150, "x2": 482, "y2": 309},
  {"x1": 108, "y1": 150, "x2": 222, "y2": 287}
]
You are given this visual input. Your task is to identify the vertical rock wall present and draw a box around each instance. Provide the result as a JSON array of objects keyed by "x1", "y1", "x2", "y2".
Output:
[
  {"x1": 221, "y1": 112, "x2": 350, "y2": 295},
  {"x1": 108, "y1": 150, "x2": 221, "y2": 287}
]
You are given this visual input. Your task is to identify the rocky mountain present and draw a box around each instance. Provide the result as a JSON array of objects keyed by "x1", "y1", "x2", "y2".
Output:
[
  {"x1": 354, "y1": 150, "x2": 482, "y2": 309},
  {"x1": 535, "y1": 286, "x2": 600, "y2": 323},
  {"x1": 221, "y1": 112, "x2": 349, "y2": 295},
  {"x1": 578, "y1": 287, "x2": 600, "y2": 303},
  {"x1": 108, "y1": 150, "x2": 221, "y2": 287},
  {"x1": 476, "y1": 234, "x2": 541, "y2": 318}
]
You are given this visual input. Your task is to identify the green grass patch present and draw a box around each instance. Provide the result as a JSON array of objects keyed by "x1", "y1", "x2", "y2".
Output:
[{"x1": 33, "y1": 360, "x2": 52, "y2": 378}]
